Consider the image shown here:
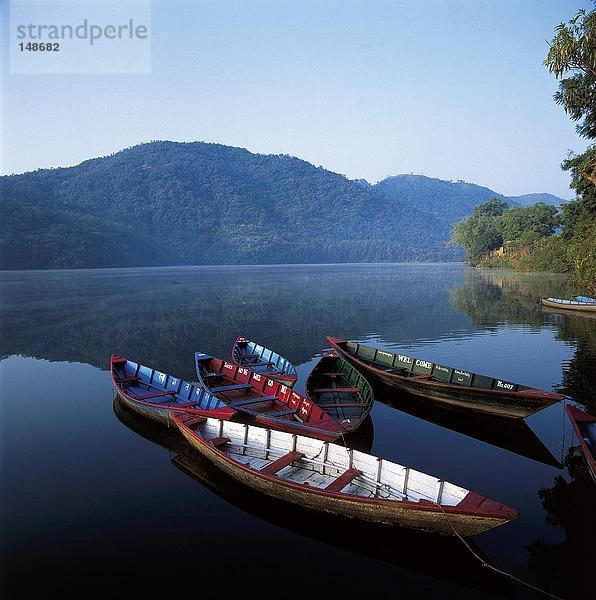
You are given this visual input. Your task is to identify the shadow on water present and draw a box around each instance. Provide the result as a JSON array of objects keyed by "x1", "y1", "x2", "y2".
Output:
[
  {"x1": 526, "y1": 449, "x2": 595, "y2": 598},
  {"x1": 114, "y1": 398, "x2": 515, "y2": 598},
  {"x1": 372, "y1": 382, "x2": 562, "y2": 468}
]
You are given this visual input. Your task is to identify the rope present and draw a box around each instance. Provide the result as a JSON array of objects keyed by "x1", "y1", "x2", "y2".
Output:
[{"x1": 432, "y1": 501, "x2": 564, "y2": 600}]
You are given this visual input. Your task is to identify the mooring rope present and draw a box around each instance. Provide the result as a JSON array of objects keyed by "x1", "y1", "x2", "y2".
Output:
[{"x1": 432, "y1": 501, "x2": 564, "y2": 600}]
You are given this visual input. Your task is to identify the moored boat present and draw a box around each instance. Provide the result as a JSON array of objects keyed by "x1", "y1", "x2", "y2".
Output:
[
  {"x1": 566, "y1": 405, "x2": 596, "y2": 483},
  {"x1": 327, "y1": 337, "x2": 564, "y2": 419},
  {"x1": 231, "y1": 337, "x2": 298, "y2": 386},
  {"x1": 173, "y1": 412, "x2": 518, "y2": 536},
  {"x1": 111, "y1": 354, "x2": 234, "y2": 424},
  {"x1": 541, "y1": 297, "x2": 596, "y2": 312},
  {"x1": 306, "y1": 351, "x2": 374, "y2": 432},
  {"x1": 573, "y1": 295, "x2": 596, "y2": 303},
  {"x1": 194, "y1": 352, "x2": 345, "y2": 441}
]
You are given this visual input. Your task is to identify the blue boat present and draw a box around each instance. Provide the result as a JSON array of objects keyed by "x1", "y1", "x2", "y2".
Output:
[
  {"x1": 111, "y1": 355, "x2": 234, "y2": 424},
  {"x1": 231, "y1": 337, "x2": 298, "y2": 387}
]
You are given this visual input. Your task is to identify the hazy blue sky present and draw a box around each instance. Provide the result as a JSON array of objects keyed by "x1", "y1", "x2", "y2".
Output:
[{"x1": 2, "y1": 0, "x2": 592, "y2": 198}]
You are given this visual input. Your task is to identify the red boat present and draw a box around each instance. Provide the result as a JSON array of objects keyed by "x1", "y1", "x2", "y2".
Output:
[
  {"x1": 566, "y1": 405, "x2": 596, "y2": 483},
  {"x1": 194, "y1": 352, "x2": 345, "y2": 442},
  {"x1": 327, "y1": 336, "x2": 564, "y2": 419}
]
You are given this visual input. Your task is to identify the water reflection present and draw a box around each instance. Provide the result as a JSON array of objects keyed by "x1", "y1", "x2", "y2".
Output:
[
  {"x1": 114, "y1": 397, "x2": 514, "y2": 598},
  {"x1": 372, "y1": 382, "x2": 561, "y2": 468},
  {"x1": 527, "y1": 449, "x2": 594, "y2": 597},
  {"x1": 449, "y1": 269, "x2": 596, "y2": 412}
]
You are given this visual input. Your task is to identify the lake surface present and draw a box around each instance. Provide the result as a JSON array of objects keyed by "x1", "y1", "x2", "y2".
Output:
[{"x1": 1, "y1": 263, "x2": 593, "y2": 599}]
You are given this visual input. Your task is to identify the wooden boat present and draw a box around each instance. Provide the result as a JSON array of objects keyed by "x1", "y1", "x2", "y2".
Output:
[
  {"x1": 573, "y1": 295, "x2": 596, "y2": 303},
  {"x1": 327, "y1": 337, "x2": 564, "y2": 419},
  {"x1": 305, "y1": 351, "x2": 374, "y2": 432},
  {"x1": 194, "y1": 352, "x2": 344, "y2": 441},
  {"x1": 541, "y1": 297, "x2": 596, "y2": 312},
  {"x1": 231, "y1": 337, "x2": 298, "y2": 386},
  {"x1": 173, "y1": 413, "x2": 518, "y2": 536},
  {"x1": 111, "y1": 354, "x2": 234, "y2": 425},
  {"x1": 566, "y1": 405, "x2": 596, "y2": 483}
]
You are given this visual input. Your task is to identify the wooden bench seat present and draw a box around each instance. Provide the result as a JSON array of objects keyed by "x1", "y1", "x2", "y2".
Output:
[
  {"x1": 209, "y1": 436, "x2": 231, "y2": 449},
  {"x1": 229, "y1": 396, "x2": 276, "y2": 407},
  {"x1": 260, "y1": 451, "x2": 303, "y2": 476},
  {"x1": 324, "y1": 468, "x2": 361, "y2": 493},
  {"x1": 265, "y1": 408, "x2": 296, "y2": 418},
  {"x1": 117, "y1": 376, "x2": 140, "y2": 383},
  {"x1": 211, "y1": 383, "x2": 253, "y2": 393},
  {"x1": 137, "y1": 390, "x2": 175, "y2": 400}
]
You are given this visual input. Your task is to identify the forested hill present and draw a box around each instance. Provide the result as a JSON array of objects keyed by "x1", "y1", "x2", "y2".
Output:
[
  {"x1": 0, "y1": 141, "x2": 564, "y2": 269},
  {"x1": 374, "y1": 175, "x2": 567, "y2": 222}
]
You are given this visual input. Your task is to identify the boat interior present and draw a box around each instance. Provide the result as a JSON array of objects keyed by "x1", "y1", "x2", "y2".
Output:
[
  {"x1": 233, "y1": 339, "x2": 296, "y2": 379},
  {"x1": 339, "y1": 341, "x2": 525, "y2": 392},
  {"x1": 309, "y1": 356, "x2": 373, "y2": 424},
  {"x1": 195, "y1": 354, "x2": 339, "y2": 436},
  {"x1": 180, "y1": 415, "x2": 470, "y2": 506},
  {"x1": 113, "y1": 357, "x2": 226, "y2": 411}
]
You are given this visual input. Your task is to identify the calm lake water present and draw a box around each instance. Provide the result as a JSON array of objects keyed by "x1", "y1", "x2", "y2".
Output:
[{"x1": 1, "y1": 264, "x2": 593, "y2": 599}]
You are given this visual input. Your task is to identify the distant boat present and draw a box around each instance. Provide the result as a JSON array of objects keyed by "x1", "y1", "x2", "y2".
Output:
[
  {"x1": 306, "y1": 351, "x2": 374, "y2": 433},
  {"x1": 231, "y1": 337, "x2": 297, "y2": 387},
  {"x1": 111, "y1": 355, "x2": 233, "y2": 424},
  {"x1": 173, "y1": 412, "x2": 518, "y2": 536},
  {"x1": 194, "y1": 352, "x2": 344, "y2": 441},
  {"x1": 573, "y1": 295, "x2": 596, "y2": 303},
  {"x1": 566, "y1": 405, "x2": 596, "y2": 483},
  {"x1": 541, "y1": 297, "x2": 596, "y2": 312},
  {"x1": 327, "y1": 337, "x2": 564, "y2": 419}
]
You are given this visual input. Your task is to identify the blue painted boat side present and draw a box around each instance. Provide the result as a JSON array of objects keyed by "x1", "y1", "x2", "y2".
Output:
[{"x1": 231, "y1": 338, "x2": 297, "y2": 380}]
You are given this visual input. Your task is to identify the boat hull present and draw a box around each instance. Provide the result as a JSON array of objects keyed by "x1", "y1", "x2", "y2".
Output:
[
  {"x1": 541, "y1": 298, "x2": 596, "y2": 312},
  {"x1": 566, "y1": 405, "x2": 596, "y2": 483},
  {"x1": 329, "y1": 338, "x2": 562, "y2": 419},
  {"x1": 177, "y1": 421, "x2": 515, "y2": 536}
]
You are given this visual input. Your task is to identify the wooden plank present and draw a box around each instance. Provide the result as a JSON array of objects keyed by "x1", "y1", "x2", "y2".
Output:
[
  {"x1": 211, "y1": 383, "x2": 253, "y2": 393},
  {"x1": 322, "y1": 372, "x2": 343, "y2": 377},
  {"x1": 178, "y1": 414, "x2": 207, "y2": 426},
  {"x1": 313, "y1": 387, "x2": 359, "y2": 393},
  {"x1": 265, "y1": 408, "x2": 296, "y2": 418},
  {"x1": 229, "y1": 396, "x2": 275, "y2": 407},
  {"x1": 117, "y1": 376, "x2": 140, "y2": 383},
  {"x1": 209, "y1": 436, "x2": 231, "y2": 449},
  {"x1": 260, "y1": 451, "x2": 303, "y2": 475},
  {"x1": 137, "y1": 390, "x2": 175, "y2": 400},
  {"x1": 324, "y1": 467, "x2": 361, "y2": 493}
]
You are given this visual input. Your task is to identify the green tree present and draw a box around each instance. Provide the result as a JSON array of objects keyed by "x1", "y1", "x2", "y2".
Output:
[
  {"x1": 545, "y1": 6, "x2": 596, "y2": 292},
  {"x1": 501, "y1": 203, "x2": 560, "y2": 244}
]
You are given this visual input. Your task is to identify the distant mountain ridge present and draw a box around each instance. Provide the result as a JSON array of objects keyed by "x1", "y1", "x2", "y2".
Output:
[{"x1": 0, "y1": 142, "x2": 567, "y2": 269}]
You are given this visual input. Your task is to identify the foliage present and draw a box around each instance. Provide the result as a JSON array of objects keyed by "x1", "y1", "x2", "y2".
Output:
[
  {"x1": 449, "y1": 199, "x2": 562, "y2": 267},
  {"x1": 545, "y1": 5, "x2": 596, "y2": 292},
  {"x1": 0, "y1": 141, "x2": 465, "y2": 269}
]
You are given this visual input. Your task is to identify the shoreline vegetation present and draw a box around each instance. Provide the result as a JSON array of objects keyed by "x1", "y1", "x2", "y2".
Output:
[{"x1": 450, "y1": 7, "x2": 596, "y2": 296}]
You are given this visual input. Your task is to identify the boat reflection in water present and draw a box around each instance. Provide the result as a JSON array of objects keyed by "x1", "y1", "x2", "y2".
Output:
[
  {"x1": 372, "y1": 383, "x2": 562, "y2": 468},
  {"x1": 114, "y1": 397, "x2": 513, "y2": 598}
]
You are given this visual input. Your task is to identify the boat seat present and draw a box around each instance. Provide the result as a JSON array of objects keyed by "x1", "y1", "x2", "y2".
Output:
[
  {"x1": 242, "y1": 353, "x2": 261, "y2": 358},
  {"x1": 313, "y1": 387, "x2": 360, "y2": 393},
  {"x1": 324, "y1": 468, "x2": 361, "y2": 493},
  {"x1": 117, "y1": 376, "x2": 140, "y2": 383},
  {"x1": 245, "y1": 360, "x2": 275, "y2": 367},
  {"x1": 322, "y1": 372, "x2": 344, "y2": 378},
  {"x1": 229, "y1": 396, "x2": 276, "y2": 407},
  {"x1": 176, "y1": 401, "x2": 198, "y2": 408},
  {"x1": 179, "y1": 415, "x2": 207, "y2": 426},
  {"x1": 204, "y1": 372, "x2": 224, "y2": 378},
  {"x1": 209, "y1": 436, "x2": 231, "y2": 448},
  {"x1": 210, "y1": 383, "x2": 253, "y2": 393},
  {"x1": 260, "y1": 451, "x2": 303, "y2": 475},
  {"x1": 265, "y1": 408, "x2": 296, "y2": 418},
  {"x1": 137, "y1": 390, "x2": 175, "y2": 400}
]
